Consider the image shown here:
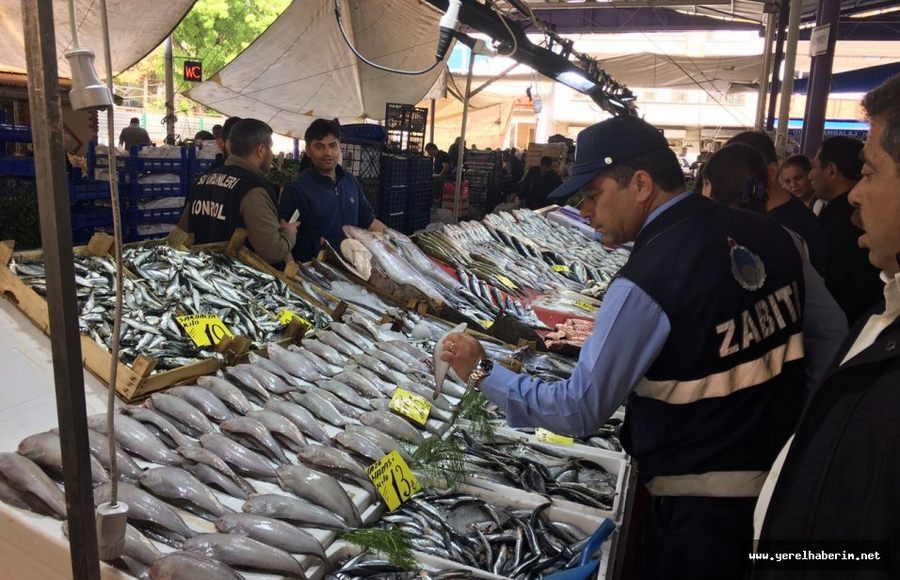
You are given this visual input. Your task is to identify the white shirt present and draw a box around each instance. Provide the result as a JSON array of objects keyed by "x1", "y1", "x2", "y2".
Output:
[{"x1": 753, "y1": 271, "x2": 900, "y2": 539}]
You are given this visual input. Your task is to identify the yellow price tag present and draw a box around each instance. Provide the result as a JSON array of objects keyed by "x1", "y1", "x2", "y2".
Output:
[
  {"x1": 389, "y1": 387, "x2": 432, "y2": 426},
  {"x1": 574, "y1": 300, "x2": 598, "y2": 314},
  {"x1": 535, "y1": 428, "x2": 574, "y2": 446},
  {"x1": 277, "y1": 309, "x2": 312, "y2": 329},
  {"x1": 479, "y1": 319, "x2": 494, "y2": 329},
  {"x1": 366, "y1": 451, "x2": 422, "y2": 511},
  {"x1": 552, "y1": 265, "x2": 570, "y2": 273},
  {"x1": 497, "y1": 275, "x2": 518, "y2": 290},
  {"x1": 176, "y1": 314, "x2": 233, "y2": 347}
]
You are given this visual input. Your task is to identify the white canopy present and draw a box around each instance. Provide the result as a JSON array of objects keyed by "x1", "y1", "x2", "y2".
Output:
[
  {"x1": 184, "y1": 0, "x2": 450, "y2": 139},
  {"x1": 0, "y1": 0, "x2": 196, "y2": 76},
  {"x1": 599, "y1": 53, "x2": 762, "y2": 92}
]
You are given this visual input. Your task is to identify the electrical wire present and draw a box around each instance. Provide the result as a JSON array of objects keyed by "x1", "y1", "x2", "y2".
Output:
[
  {"x1": 489, "y1": 1, "x2": 518, "y2": 58},
  {"x1": 98, "y1": 0, "x2": 123, "y2": 506},
  {"x1": 333, "y1": 0, "x2": 442, "y2": 76}
]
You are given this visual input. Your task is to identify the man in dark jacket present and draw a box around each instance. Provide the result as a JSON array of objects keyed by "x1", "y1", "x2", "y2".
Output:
[
  {"x1": 811, "y1": 136, "x2": 883, "y2": 325},
  {"x1": 518, "y1": 155, "x2": 562, "y2": 210},
  {"x1": 753, "y1": 73, "x2": 900, "y2": 580}
]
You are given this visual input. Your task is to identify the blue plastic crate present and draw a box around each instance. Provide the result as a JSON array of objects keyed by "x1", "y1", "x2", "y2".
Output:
[
  {"x1": 0, "y1": 156, "x2": 35, "y2": 177},
  {"x1": 0, "y1": 124, "x2": 32, "y2": 143},
  {"x1": 130, "y1": 182, "x2": 185, "y2": 199},
  {"x1": 129, "y1": 206, "x2": 183, "y2": 225},
  {"x1": 68, "y1": 180, "x2": 110, "y2": 202},
  {"x1": 71, "y1": 206, "x2": 114, "y2": 230}
]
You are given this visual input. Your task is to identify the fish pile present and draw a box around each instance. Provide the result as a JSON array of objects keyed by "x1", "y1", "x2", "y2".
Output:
[
  {"x1": 124, "y1": 244, "x2": 332, "y2": 343},
  {"x1": 375, "y1": 493, "x2": 590, "y2": 578},
  {"x1": 574, "y1": 417, "x2": 624, "y2": 454},
  {"x1": 532, "y1": 290, "x2": 601, "y2": 320},
  {"x1": 328, "y1": 553, "x2": 472, "y2": 580},
  {"x1": 545, "y1": 317, "x2": 595, "y2": 351},
  {"x1": 10, "y1": 256, "x2": 212, "y2": 369}
]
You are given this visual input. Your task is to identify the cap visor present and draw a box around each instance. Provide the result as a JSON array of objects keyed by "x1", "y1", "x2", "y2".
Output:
[{"x1": 548, "y1": 171, "x2": 595, "y2": 201}]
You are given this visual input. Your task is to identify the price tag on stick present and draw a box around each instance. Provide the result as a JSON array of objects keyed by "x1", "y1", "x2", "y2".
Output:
[
  {"x1": 535, "y1": 428, "x2": 574, "y2": 446},
  {"x1": 552, "y1": 265, "x2": 570, "y2": 273},
  {"x1": 366, "y1": 451, "x2": 422, "y2": 511},
  {"x1": 277, "y1": 309, "x2": 312, "y2": 329},
  {"x1": 176, "y1": 314, "x2": 233, "y2": 347},
  {"x1": 389, "y1": 387, "x2": 432, "y2": 426},
  {"x1": 574, "y1": 300, "x2": 598, "y2": 314}
]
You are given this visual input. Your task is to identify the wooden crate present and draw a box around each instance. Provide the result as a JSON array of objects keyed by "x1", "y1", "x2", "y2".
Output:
[{"x1": 0, "y1": 235, "x2": 220, "y2": 401}]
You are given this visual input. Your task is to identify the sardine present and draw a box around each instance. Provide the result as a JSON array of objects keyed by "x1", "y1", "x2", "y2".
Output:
[
  {"x1": 242, "y1": 493, "x2": 349, "y2": 531},
  {"x1": 140, "y1": 467, "x2": 235, "y2": 520},
  {"x1": 196, "y1": 375, "x2": 252, "y2": 414},
  {"x1": 288, "y1": 391, "x2": 349, "y2": 427},
  {"x1": 245, "y1": 410, "x2": 308, "y2": 452},
  {"x1": 263, "y1": 401, "x2": 330, "y2": 444},
  {"x1": 275, "y1": 464, "x2": 362, "y2": 527},
  {"x1": 0, "y1": 453, "x2": 66, "y2": 518},
  {"x1": 123, "y1": 406, "x2": 197, "y2": 449},
  {"x1": 95, "y1": 482, "x2": 195, "y2": 547},
  {"x1": 178, "y1": 445, "x2": 256, "y2": 499},
  {"x1": 148, "y1": 550, "x2": 246, "y2": 579},
  {"x1": 87, "y1": 413, "x2": 182, "y2": 466},
  {"x1": 220, "y1": 417, "x2": 288, "y2": 465},
  {"x1": 359, "y1": 410, "x2": 425, "y2": 445},
  {"x1": 148, "y1": 393, "x2": 216, "y2": 437},
  {"x1": 215, "y1": 513, "x2": 327, "y2": 560},
  {"x1": 17, "y1": 431, "x2": 108, "y2": 485},
  {"x1": 167, "y1": 385, "x2": 234, "y2": 422},
  {"x1": 199, "y1": 434, "x2": 277, "y2": 481}
]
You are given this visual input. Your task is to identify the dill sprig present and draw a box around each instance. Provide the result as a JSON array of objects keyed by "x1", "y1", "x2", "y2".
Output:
[
  {"x1": 454, "y1": 388, "x2": 497, "y2": 441},
  {"x1": 409, "y1": 436, "x2": 467, "y2": 489},
  {"x1": 340, "y1": 528, "x2": 416, "y2": 570}
]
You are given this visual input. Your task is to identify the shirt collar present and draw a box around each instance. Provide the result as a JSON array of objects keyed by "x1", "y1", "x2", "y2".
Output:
[
  {"x1": 639, "y1": 190, "x2": 693, "y2": 236},
  {"x1": 880, "y1": 271, "x2": 900, "y2": 316},
  {"x1": 309, "y1": 165, "x2": 346, "y2": 185},
  {"x1": 224, "y1": 155, "x2": 267, "y2": 179}
]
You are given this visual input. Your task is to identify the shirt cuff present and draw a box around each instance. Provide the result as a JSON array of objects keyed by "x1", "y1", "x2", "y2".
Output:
[{"x1": 478, "y1": 363, "x2": 519, "y2": 410}]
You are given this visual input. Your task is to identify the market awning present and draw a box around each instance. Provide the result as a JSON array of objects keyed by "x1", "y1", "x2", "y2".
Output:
[
  {"x1": 598, "y1": 53, "x2": 762, "y2": 91},
  {"x1": 184, "y1": 0, "x2": 450, "y2": 139},
  {"x1": 0, "y1": 1, "x2": 196, "y2": 77},
  {"x1": 792, "y1": 61, "x2": 900, "y2": 94}
]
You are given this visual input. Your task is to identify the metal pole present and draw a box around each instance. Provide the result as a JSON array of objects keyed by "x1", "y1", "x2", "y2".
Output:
[
  {"x1": 164, "y1": 35, "x2": 175, "y2": 144},
  {"x1": 800, "y1": 0, "x2": 841, "y2": 157},
  {"x1": 774, "y1": 0, "x2": 803, "y2": 158},
  {"x1": 453, "y1": 49, "x2": 476, "y2": 221},
  {"x1": 430, "y1": 99, "x2": 436, "y2": 144},
  {"x1": 766, "y1": 0, "x2": 789, "y2": 132},
  {"x1": 20, "y1": 2, "x2": 101, "y2": 579},
  {"x1": 755, "y1": 10, "x2": 777, "y2": 130}
]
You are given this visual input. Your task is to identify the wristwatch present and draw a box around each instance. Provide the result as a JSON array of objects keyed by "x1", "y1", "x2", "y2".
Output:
[{"x1": 467, "y1": 356, "x2": 494, "y2": 390}]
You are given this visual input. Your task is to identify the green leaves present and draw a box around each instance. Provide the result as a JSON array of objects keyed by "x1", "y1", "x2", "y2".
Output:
[{"x1": 340, "y1": 529, "x2": 416, "y2": 570}]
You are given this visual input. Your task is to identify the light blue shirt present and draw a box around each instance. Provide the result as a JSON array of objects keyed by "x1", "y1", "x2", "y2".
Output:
[{"x1": 480, "y1": 191, "x2": 841, "y2": 436}]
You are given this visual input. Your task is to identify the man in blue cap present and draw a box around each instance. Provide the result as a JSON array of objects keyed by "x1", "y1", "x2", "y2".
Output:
[{"x1": 440, "y1": 115, "x2": 810, "y2": 578}]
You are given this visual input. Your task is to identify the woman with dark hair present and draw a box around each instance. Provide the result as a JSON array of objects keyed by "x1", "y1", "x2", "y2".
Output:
[{"x1": 700, "y1": 143, "x2": 769, "y2": 214}]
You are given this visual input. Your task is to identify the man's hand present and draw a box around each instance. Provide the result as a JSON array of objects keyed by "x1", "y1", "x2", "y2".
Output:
[
  {"x1": 439, "y1": 332, "x2": 486, "y2": 385},
  {"x1": 280, "y1": 219, "x2": 298, "y2": 236}
]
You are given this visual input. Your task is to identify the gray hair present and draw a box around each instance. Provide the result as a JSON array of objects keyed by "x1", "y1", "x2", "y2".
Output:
[{"x1": 861, "y1": 73, "x2": 900, "y2": 166}]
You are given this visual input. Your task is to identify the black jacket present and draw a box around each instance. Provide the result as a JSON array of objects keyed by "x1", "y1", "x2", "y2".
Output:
[{"x1": 756, "y1": 302, "x2": 900, "y2": 579}]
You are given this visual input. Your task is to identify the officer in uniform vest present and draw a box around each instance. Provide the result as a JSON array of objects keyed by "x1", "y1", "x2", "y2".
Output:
[
  {"x1": 439, "y1": 116, "x2": 814, "y2": 579},
  {"x1": 179, "y1": 118, "x2": 296, "y2": 265}
]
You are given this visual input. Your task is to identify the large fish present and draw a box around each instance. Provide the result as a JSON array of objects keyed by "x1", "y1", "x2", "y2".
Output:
[
  {"x1": 333, "y1": 369, "x2": 385, "y2": 399},
  {"x1": 148, "y1": 551, "x2": 246, "y2": 580},
  {"x1": 167, "y1": 385, "x2": 234, "y2": 423},
  {"x1": 215, "y1": 513, "x2": 327, "y2": 560},
  {"x1": 302, "y1": 339, "x2": 344, "y2": 367},
  {"x1": 148, "y1": 393, "x2": 216, "y2": 437},
  {"x1": 87, "y1": 413, "x2": 181, "y2": 466},
  {"x1": 17, "y1": 431, "x2": 108, "y2": 485},
  {"x1": 178, "y1": 446, "x2": 255, "y2": 499},
  {"x1": 385, "y1": 227, "x2": 465, "y2": 291},
  {"x1": 196, "y1": 375, "x2": 252, "y2": 414},
  {"x1": 343, "y1": 225, "x2": 444, "y2": 306},
  {"x1": 245, "y1": 410, "x2": 308, "y2": 452},
  {"x1": 316, "y1": 329, "x2": 363, "y2": 356},
  {"x1": 295, "y1": 444, "x2": 371, "y2": 493},
  {"x1": 332, "y1": 430, "x2": 385, "y2": 464},
  {"x1": 359, "y1": 410, "x2": 425, "y2": 445},
  {"x1": 224, "y1": 366, "x2": 272, "y2": 403},
  {"x1": 242, "y1": 494, "x2": 349, "y2": 531},
  {"x1": 220, "y1": 417, "x2": 288, "y2": 465},
  {"x1": 263, "y1": 401, "x2": 330, "y2": 444},
  {"x1": 275, "y1": 464, "x2": 362, "y2": 527},
  {"x1": 78, "y1": 428, "x2": 144, "y2": 483},
  {"x1": 248, "y1": 352, "x2": 310, "y2": 389},
  {"x1": 344, "y1": 424, "x2": 412, "y2": 460},
  {"x1": 330, "y1": 322, "x2": 375, "y2": 351},
  {"x1": 231, "y1": 363, "x2": 294, "y2": 395},
  {"x1": 95, "y1": 482, "x2": 195, "y2": 547},
  {"x1": 0, "y1": 452, "x2": 66, "y2": 518},
  {"x1": 182, "y1": 533, "x2": 306, "y2": 578},
  {"x1": 267, "y1": 343, "x2": 320, "y2": 383},
  {"x1": 140, "y1": 467, "x2": 235, "y2": 521},
  {"x1": 287, "y1": 345, "x2": 339, "y2": 377},
  {"x1": 288, "y1": 391, "x2": 349, "y2": 427},
  {"x1": 433, "y1": 323, "x2": 467, "y2": 399},
  {"x1": 123, "y1": 407, "x2": 196, "y2": 449},
  {"x1": 316, "y1": 379, "x2": 372, "y2": 411},
  {"x1": 199, "y1": 434, "x2": 277, "y2": 481}
]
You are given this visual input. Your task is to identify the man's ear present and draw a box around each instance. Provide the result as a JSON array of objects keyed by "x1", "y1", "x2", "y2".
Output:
[{"x1": 632, "y1": 169, "x2": 655, "y2": 202}]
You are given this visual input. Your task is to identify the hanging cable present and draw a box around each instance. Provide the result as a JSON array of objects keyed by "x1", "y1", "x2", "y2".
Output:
[
  {"x1": 333, "y1": 0, "x2": 456, "y2": 75},
  {"x1": 488, "y1": 1, "x2": 518, "y2": 58}
]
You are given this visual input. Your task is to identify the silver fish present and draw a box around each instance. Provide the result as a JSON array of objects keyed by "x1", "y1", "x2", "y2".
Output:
[
  {"x1": 302, "y1": 339, "x2": 344, "y2": 367},
  {"x1": 245, "y1": 410, "x2": 308, "y2": 452},
  {"x1": 148, "y1": 393, "x2": 216, "y2": 437},
  {"x1": 376, "y1": 341, "x2": 430, "y2": 372},
  {"x1": 0, "y1": 452, "x2": 66, "y2": 518},
  {"x1": 276, "y1": 464, "x2": 362, "y2": 527},
  {"x1": 140, "y1": 467, "x2": 235, "y2": 521},
  {"x1": 316, "y1": 379, "x2": 372, "y2": 411},
  {"x1": 359, "y1": 410, "x2": 425, "y2": 445},
  {"x1": 199, "y1": 434, "x2": 277, "y2": 481},
  {"x1": 87, "y1": 413, "x2": 182, "y2": 466},
  {"x1": 224, "y1": 366, "x2": 272, "y2": 403},
  {"x1": 167, "y1": 386, "x2": 234, "y2": 423},
  {"x1": 232, "y1": 363, "x2": 294, "y2": 395},
  {"x1": 215, "y1": 513, "x2": 326, "y2": 560},
  {"x1": 123, "y1": 406, "x2": 197, "y2": 449},
  {"x1": 331, "y1": 322, "x2": 375, "y2": 351},
  {"x1": 288, "y1": 391, "x2": 349, "y2": 427},
  {"x1": 433, "y1": 323, "x2": 467, "y2": 399},
  {"x1": 220, "y1": 417, "x2": 288, "y2": 465},
  {"x1": 263, "y1": 401, "x2": 330, "y2": 444},
  {"x1": 351, "y1": 353, "x2": 406, "y2": 385},
  {"x1": 333, "y1": 430, "x2": 385, "y2": 464},
  {"x1": 178, "y1": 446, "x2": 255, "y2": 499},
  {"x1": 288, "y1": 345, "x2": 339, "y2": 377},
  {"x1": 317, "y1": 329, "x2": 363, "y2": 356},
  {"x1": 242, "y1": 493, "x2": 349, "y2": 531},
  {"x1": 267, "y1": 343, "x2": 320, "y2": 382},
  {"x1": 196, "y1": 375, "x2": 252, "y2": 414},
  {"x1": 333, "y1": 369, "x2": 386, "y2": 399},
  {"x1": 183, "y1": 533, "x2": 306, "y2": 578},
  {"x1": 296, "y1": 444, "x2": 370, "y2": 489},
  {"x1": 149, "y1": 551, "x2": 246, "y2": 580},
  {"x1": 344, "y1": 424, "x2": 412, "y2": 460},
  {"x1": 95, "y1": 482, "x2": 195, "y2": 547},
  {"x1": 313, "y1": 388, "x2": 362, "y2": 419},
  {"x1": 123, "y1": 523, "x2": 162, "y2": 566},
  {"x1": 17, "y1": 431, "x2": 108, "y2": 485},
  {"x1": 77, "y1": 428, "x2": 144, "y2": 482},
  {"x1": 0, "y1": 472, "x2": 39, "y2": 513},
  {"x1": 248, "y1": 352, "x2": 308, "y2": 389}
]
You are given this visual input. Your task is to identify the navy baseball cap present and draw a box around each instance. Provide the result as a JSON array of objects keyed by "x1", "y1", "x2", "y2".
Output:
[{"x1": 549, "y1": 116, "x2": 670, "y2": 200}]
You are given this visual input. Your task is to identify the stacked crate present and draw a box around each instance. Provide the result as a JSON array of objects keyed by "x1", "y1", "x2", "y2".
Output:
[
  {"x1": 405, "y1": 156, "x2": 433, "y2": 233},
  {"x1": 464, "y1": 149, "x2": 501, "y2": 213},
  {"x1": 377, "y1": 154, "x2": 409, "y2": 232},
  {"x1": 384, "y1": 103, "x2": 427, "y2": 155},
  {"x1": 122, "y1": 146, "x2": 189, "y2": 242}
]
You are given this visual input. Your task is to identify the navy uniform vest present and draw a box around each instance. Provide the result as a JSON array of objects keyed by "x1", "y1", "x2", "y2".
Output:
[
  {"x1": 619, "y1": 194, "x2": 806, "y2": 487},
  {"x1": 187, "y1": 163, "x2": 277, "y2": 245}
]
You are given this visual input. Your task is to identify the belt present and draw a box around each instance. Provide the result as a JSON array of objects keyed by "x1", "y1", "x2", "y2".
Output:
[{"x1": 645, "y1": 470, "x2": 769, "y2": 498}]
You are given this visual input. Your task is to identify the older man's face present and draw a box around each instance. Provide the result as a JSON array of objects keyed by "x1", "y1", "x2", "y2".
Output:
[
  {"x1": 579, "y1": 173, "x2": 647, "y2": 245},
  {"x1": 849, "y1": 117, "x2": 900, "y2": 275}
]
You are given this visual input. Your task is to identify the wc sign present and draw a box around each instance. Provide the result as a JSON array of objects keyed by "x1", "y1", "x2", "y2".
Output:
[{"x1": 183, "y1": 60, "x2": 203, "y2": 83}]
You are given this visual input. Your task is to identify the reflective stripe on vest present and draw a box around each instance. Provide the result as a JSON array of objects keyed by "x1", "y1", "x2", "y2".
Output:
[
  {"x1": 633, "y1": 332, "x2": 804, "y2": 405},
  {"x1": 646, "y1": 470, "x2": 769, "y2": 498}
]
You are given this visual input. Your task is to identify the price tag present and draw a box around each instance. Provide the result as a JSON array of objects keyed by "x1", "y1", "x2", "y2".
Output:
[
  {"x1": 479, "y1": 319, "x2": 494, "y2": 329},
  {"x1": 497, "y1": 275, "x2": 518, "y2": 290},
  {"x1": 552, "y1": 265, "x2": 570, "y2": 273},
  {"x1": 389, "y1": 387, "x2": 431, "y2": 426},
  {"x1": 535, "y1": 428, "x2": 574, "y2": 446},
  {"x1": 367, "y1": 451, "x2": 422, "y2": 511},
  {"x1": 277, "y1": 309, "x2": 312, "y2": 329},
  {"x1": 176, "y1": 314, "x2": 233, "y2": 347},
  {"x1": 574, "y1": 300, "x2": 598, "y2": 313}
]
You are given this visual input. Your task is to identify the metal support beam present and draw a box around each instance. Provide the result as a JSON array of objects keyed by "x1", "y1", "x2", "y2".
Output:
[
  {"x1": 429, "y1": 99, "x2": 436, "y2": 144},
  {"x1": 775, "y1": 0, "x2": 803, "y2": 157},
  {"x1": 767, "y1": 0, "x2": 789, "y2": 132},
  {"x1": 800, "y1": 0, "x2": 841, "y2": 157},
  {"x1": 164, "y1": 36, "x2": 175, "y2": 144},
  {"x1": 755, "y1": 10, "x2": 777, "y2": 130},
  {"x1": 20, "y1": 2, "x2": 101, "y2": 579},
  {"x1": 453, "y1": 49, "x2": 476, "y2": 222}
]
